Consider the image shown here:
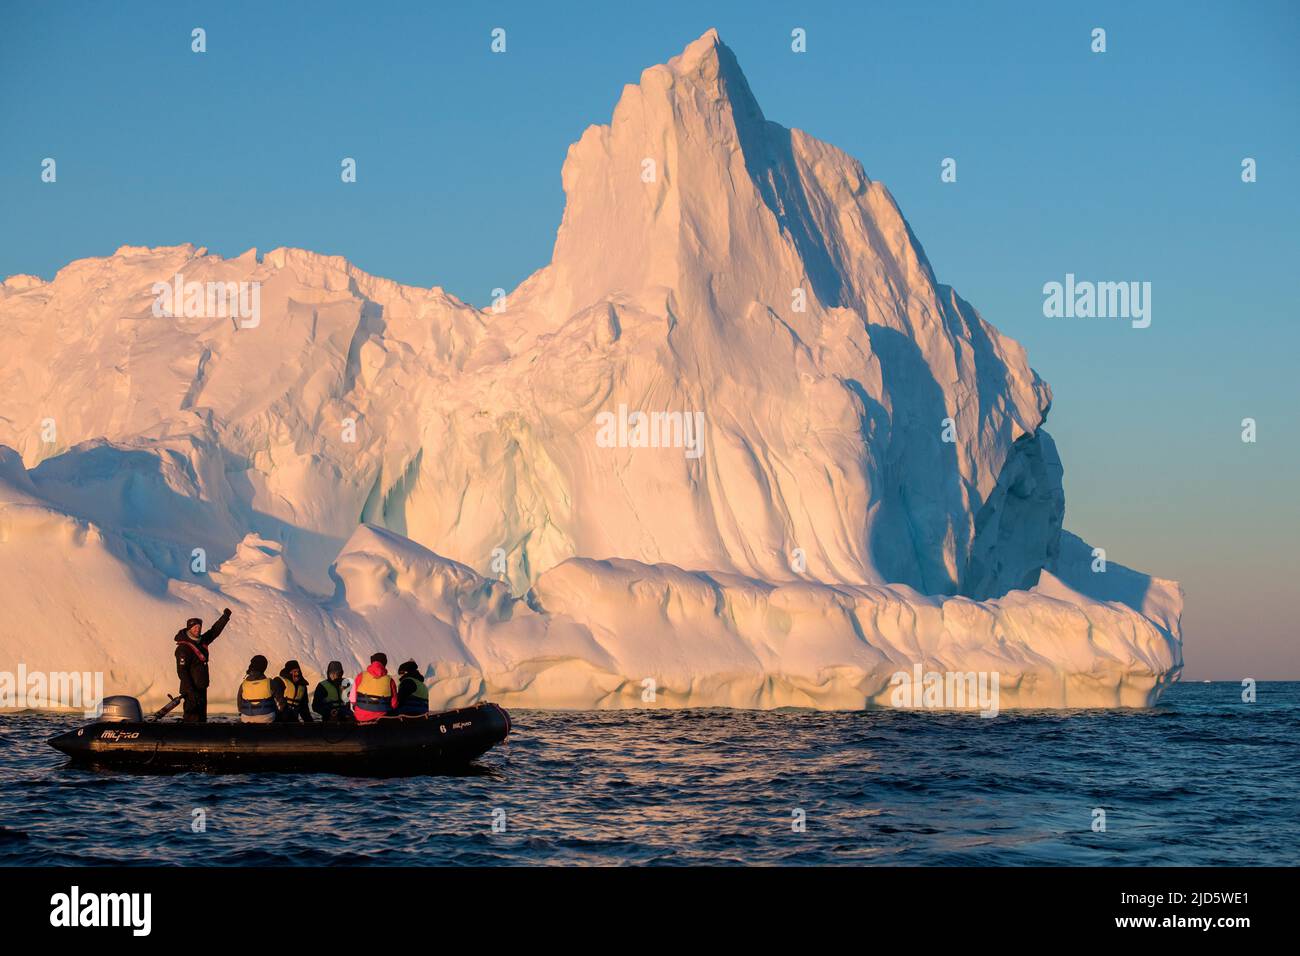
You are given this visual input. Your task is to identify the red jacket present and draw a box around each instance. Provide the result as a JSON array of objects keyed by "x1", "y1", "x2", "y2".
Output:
[{"x1": 350, "y1": 661, "x2": 397, "y2": 721}]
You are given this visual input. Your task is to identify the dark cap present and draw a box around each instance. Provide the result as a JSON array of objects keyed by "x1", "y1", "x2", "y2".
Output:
[
  {"x1": 249, "y1": 655, "x2": 268, "y2": 672},
  {"x1": 186, "y1": 617, "x2": 202, "y2": 629},
  {"x1": 370, "y1": 652, "x2": 388, "y2": 666},
  {"x1": 326, "y1": 660, "x2": 343, "y2": 678},
  {"x1": 398, "y1": 660, "x2": 420, "y2": 677},
  {"x1": 284, "y1": 659, "x2": 301, "y2": 673}
]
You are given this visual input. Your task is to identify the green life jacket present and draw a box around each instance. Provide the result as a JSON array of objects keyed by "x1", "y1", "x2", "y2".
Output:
[
  {"x1": 318, "y1": 679, "x2": 342, "y2": 704},
  {"x1": 398, "y1": 675, "x2": 429, "y2": 714}
]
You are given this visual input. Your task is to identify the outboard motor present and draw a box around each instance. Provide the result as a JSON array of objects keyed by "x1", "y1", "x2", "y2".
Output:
[{"x1": 98, "y1": 695, "x2": 144, "y2": 723}]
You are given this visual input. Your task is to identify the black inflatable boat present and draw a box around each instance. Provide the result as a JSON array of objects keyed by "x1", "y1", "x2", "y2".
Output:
[{"x1": 48, "y1": 696, "x2": 511, "y2": 774}]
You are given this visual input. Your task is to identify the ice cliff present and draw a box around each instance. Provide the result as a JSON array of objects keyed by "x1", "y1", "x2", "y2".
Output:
[{"x1": 0, "y1": 30, "x2": 1181, "y2": 711}]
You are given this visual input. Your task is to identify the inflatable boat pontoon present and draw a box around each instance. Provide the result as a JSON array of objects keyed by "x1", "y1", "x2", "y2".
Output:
[{"x1": 48, "y1": 695, "x2": 511, "y2": 774}]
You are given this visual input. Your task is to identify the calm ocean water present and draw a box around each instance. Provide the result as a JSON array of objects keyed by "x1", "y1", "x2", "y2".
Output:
[{"x1": 1, "y1": 682, "x2": 1296, "y2": 866}]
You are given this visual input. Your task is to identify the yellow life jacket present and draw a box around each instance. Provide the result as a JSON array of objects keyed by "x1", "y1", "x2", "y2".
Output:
[
  {"x1": 281, "y1": 676, "x2": 306, "y2": 705},
  {"x1": 239, "y1": 677, "x2": 276, "y2": 716},
  {"x1": 355, "y1": 671, "x2": 393, "y2": 713}
]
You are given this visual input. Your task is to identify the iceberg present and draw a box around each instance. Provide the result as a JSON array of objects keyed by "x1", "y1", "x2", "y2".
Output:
[{"x1": 0, "y1": 30, "x2": 1181, "y2": 711}]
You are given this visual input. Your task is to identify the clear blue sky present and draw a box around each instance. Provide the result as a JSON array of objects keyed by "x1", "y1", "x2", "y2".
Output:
[{"x1": 2, "y1": 0, "x2": 1297, "y2": 678}]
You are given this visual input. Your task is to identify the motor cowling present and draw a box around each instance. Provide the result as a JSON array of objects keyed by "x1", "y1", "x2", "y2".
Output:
[{"x1": 98, "y1": 695, "x2": 143, "y2": 723}]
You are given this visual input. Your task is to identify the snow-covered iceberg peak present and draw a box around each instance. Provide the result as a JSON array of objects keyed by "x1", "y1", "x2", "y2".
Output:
[
  {"x1": 549, "y1": 28, "x2": 936, "y2": 323},
  {"x1": 547, "y1": 28, "x2": 780, "y2": 317},
  {"x1": 0, "y1": 31, "x2": 1182, "y2": 712},
  {"x1": 518, "y1": 29, "x2": 1059, "y2": 598}
]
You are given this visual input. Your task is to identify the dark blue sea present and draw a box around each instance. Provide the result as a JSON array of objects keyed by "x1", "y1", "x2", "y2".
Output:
[{"x1": 1, "y1": 682, "x2": 1296, "y2": 866}]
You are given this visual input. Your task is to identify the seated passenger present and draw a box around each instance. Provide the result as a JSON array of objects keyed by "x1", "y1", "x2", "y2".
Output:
[
  {"x1": 237, "y1": 655, "x2": 277, "y2": 724},
  {"x1": 350, "y1": 653, "x2": 397, "y2": 722},
  {"x1": 312, "y1": 660, "x2": 354, "y2": 721},
  {"x1": 272, "y1": 659, "x2": 313, "y2": 723},
  {"x1": 396, "y1": 660, "x2": 430, "y2": 715}
]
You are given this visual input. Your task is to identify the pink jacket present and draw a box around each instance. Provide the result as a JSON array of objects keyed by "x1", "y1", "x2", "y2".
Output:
[{"x1": 350, "y1": 661, "x2": 397, "y2": 721}]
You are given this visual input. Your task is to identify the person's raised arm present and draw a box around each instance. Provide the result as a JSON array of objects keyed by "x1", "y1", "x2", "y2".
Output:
[{"x1": 202, "y1": 607, "x2": 233, "y2": 645}]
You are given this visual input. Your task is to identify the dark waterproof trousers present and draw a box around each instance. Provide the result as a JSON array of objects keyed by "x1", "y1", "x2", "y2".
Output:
[{"x1": 181, "y1": 687, "x2": 208, "y2": 722}]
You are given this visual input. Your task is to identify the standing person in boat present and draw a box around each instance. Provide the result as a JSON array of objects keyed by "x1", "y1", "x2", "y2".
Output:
[
  {"x1": 395, "y1": 660, "x2": 430, "y2": 716},
  {"x1": 312, "y1": 660, "x2": 353, "y2": 721},
  {"x1": 237, "y1": 655, "x2": 277, "y2": 723},
  {"x1": 350, "y1": 653, "x2": 398, "y2": 722},
  {"x1": 272, "y1": 660, "x2": 313, "y2": 722},
  {"x1": 173, "y1": 607, "x2": 232, "y2": 723}
]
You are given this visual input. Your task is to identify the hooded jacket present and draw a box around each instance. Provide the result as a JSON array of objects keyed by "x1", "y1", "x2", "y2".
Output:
[
  {"x1": 271, "y1": 664, "x2": 313, "y2": 722},
  {"x1": 350, "y1": 661, "x2": 397, "y2": 721},
  {"x1": 312, "y1": 677, "x2": 351, "y2": 720},
  {"x1": 396, "y1": 670, "x2": 430, "y2": 714}
]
